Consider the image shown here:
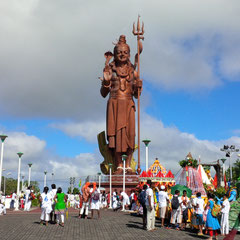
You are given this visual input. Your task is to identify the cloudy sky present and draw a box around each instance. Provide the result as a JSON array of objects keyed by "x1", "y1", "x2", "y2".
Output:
[{"x1": 1, "y1": 0, "x2": 240, "y2": 191}]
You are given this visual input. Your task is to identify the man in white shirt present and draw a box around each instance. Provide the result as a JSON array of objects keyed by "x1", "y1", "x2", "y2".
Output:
[
  {"x1": 129, "y1": 190, "x2": 135, "y2": 210},
  {"x1": 221, "y1": 194, "x2": 230, "y2": 235},
  {"x1": 158, "y1": 185, "x2": 169, "y2": 227},
  {"x1": 195, "y1": 192, "x2": 204, "y2": 236},
  {"x1": 120, "y1": 191, "x2": 130, "y2": 211},
  {"x1": 10, "y1": 192, "x2": 17, "y2": 209},
  {"x1": 146, "y1": 180, "x2": 155, "y2": 231}
]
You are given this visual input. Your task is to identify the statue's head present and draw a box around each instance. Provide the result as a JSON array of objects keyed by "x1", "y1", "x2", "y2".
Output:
[{"x1": 114, "y1": 35, "x2": 130, "y2": 63}]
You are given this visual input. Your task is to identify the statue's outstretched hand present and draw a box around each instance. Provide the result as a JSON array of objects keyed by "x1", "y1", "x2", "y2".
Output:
[{"x1": 103, "y1": 66, "x2": 112, "y2": 84}]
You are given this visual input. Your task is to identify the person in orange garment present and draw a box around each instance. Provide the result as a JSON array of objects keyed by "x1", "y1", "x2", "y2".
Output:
[{"x1": 79, "y1": 182, "x2": 91, "y2": 219}]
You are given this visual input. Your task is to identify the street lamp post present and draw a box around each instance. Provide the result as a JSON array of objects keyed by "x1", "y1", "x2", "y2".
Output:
[
  {"x1": 98, "y1": 172, "x2": 101, "y2": 189},
  {"x1": 2, "y1": 168, "x2": 5, "y2": 194},
  {"x1": 122, "y1": 154, "x2": 127, "y2": 193},
  {"x1": 142, "y1": 139, "x2": 151, "y2": 171},
  {"x1": 220, "y1": 158, "x2": 227, "y2": 186},
  {"x1": 28, "y1": 163, "x2": 32, "y2": 187},
  {"x1": 108, "y1": 163, "x2": 112, "y2": 209},
  {"x1": 69, "y1": 177, "x2": 75, "y2": 194},
  {"x1": 16, "y1": 152, "x2": 23, "y2": 211},
  {"x1": 21, "y1": 175, "x2": 24, "y2": 191},
  {"x1": 0, "y1": 135, "x2": 8, "y2": 191},
  {"x1": 220, "y1": 145, "x2": 239, "y2": 181},
  {"x1": 51, "y1": 173, "x2": 54, "y2": 184},
  {"x1": 44, "y1": 171, "x2": 47, "y2": 187}
]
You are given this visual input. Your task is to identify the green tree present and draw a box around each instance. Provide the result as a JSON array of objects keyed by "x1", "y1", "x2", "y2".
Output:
[
  {"x1": 67, "y1": 187, "x2": 80, "y2": 194},
  {"x1": 232, "y1": 159, "x2": 240, "y2": 182},
  {"x1": 1, "y1": 177, "x2": 40, "y2": 195},
  {"x1": 4, "y1": 177, "x2": 17, "y2": 195},
  {"x1": 224, "y1": 159, "x2": 240, "y2": 183}
]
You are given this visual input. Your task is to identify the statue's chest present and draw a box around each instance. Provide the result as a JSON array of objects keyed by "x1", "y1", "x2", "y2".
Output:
[{"x1": 112, "y1": 72, "x2": 134, "y2": 92}]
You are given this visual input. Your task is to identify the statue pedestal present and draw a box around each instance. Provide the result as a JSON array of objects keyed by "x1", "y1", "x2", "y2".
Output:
[{"x1": 100, "y1": 175, "x2": 139, "y2": 194}]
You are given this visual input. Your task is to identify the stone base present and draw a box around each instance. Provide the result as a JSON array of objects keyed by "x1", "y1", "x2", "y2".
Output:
[{"x1": 100, "y1": 175, "x2": 139, "y2": 194}]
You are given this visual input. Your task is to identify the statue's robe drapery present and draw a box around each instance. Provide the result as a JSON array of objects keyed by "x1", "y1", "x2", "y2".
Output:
[
  {"x1": 107, "y1": 97, "x2": 135, "y2": 152},
  {"x1": 100, "y1": 62, "x2": 138, "y2": 154}
]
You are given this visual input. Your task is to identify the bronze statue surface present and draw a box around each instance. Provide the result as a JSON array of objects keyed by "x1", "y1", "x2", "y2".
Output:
[{"x1": 99, "y1": 35, "x2": 142, "y2": 175}]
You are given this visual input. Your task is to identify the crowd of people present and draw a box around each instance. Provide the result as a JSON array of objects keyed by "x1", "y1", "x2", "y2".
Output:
[
  {"x1": 0, "y1": 186, "x2": 35, "y2": 213},
  {"x1": 120, "y1": 179, "x2": 234, "y2": 239},
  {"x1": 0, "y1": 179, "x2": 238, "y2": 239}
]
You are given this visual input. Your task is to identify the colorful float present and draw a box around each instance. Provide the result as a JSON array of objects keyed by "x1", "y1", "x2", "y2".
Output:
[
  {"x1": 136, "y1": 158, "x2": 175, "y2": 217},
  {"x1": 175, "y1": 153, "x2": 206, "y2": 196},
  {"x1": 138, "y1": 158, "x2": 175, "y2": 188}
]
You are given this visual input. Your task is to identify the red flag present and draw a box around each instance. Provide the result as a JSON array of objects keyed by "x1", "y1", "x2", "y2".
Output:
[{"x1": 212, "y1": 174, "x2": 217, "y2": 188}]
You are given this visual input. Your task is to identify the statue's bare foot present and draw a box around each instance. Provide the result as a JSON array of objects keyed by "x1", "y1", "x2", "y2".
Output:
[
  {"x1": 126, "y1": 168, "x2": 136, "y2": 175},
  {"x1": 113, "y1": 168, "x2": 123, "y2": 175}
]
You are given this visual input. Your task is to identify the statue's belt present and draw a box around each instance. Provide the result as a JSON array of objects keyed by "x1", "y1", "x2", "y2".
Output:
[{"x1": 110, "y1": 94, "x2": 133, "y2": 100}]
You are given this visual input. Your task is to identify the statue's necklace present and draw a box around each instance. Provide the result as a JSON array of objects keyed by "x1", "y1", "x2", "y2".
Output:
[{"x1": 116, "y1": 65, "x2": 129, "y2": 77}]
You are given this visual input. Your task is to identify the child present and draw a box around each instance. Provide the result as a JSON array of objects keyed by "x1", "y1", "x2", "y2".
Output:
[{"x1": 221, "y1": 194, "x2": 230, "y2": 236}]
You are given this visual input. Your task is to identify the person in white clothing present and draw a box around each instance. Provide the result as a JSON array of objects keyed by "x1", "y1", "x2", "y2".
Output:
[
  {"x1": 39, "y1": 186, "x2": 52, "y2": 226},
  {"x1": 24, "y1": 186, "x2": 32, "y2": 211},
  {"x1": 112, "y1": 192, "x2": 119, "y2": 211},
  {"x1": 158, "y1": 185, "x2": 169, "y2": 227},
  {"x1": 120, "y1": 191, "x2": 130, "y2": 211},
  {"x1": 0, "y1": 200, "x2": 6, "y2": 215},
  {"x1": 221, "y1": 194, "x2": 230, "y2": 236},
  {"x1": 90, "y1": 182, "x2": 101, "y2": 219},
  {"x1": 10, "y1": 192, "x2": 17, "y2": 209},
  {"x1": 195, "y1": 192, "x2": 204, "y2": 236},
  {"x1": 146, "y1": 180, "x2": 156, "y2": 231},
  {"x1": 49, "y1": 184, "x2": 57, "y2": 223}
]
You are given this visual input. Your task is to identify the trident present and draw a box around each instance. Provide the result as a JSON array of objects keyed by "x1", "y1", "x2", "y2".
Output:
[{"x1": 132, "y1": 15, "x2": 144, "y2": 175}]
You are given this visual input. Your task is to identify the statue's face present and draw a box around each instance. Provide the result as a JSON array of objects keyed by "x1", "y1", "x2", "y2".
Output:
[{"x1": 115, "y1": 45, "x2": 130, "y2": 63}]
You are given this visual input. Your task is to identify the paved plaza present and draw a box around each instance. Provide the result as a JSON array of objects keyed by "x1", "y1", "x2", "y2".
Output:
[{"x1": 0, "y1": 208, "x2": 239, "y2": 240}]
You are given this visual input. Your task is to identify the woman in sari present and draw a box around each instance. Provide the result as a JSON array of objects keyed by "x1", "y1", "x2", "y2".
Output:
[{"x1": 205, "y1": 193, "x2": 220, "y2": 240}]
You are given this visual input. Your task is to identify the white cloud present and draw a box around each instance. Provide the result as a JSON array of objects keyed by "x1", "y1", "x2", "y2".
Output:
[
  {"x1": 1, "y1": 131, "x2": 46, "y2": 172},
  {"x1": 0, "y1": 0, "x2": 240, "y2": 119},
  {"x1": 50, "y1": 121, "x2": 105, "y2": 143},
  {"x1": 49, "y1": 153, "x2": 99, "y2": 178}
]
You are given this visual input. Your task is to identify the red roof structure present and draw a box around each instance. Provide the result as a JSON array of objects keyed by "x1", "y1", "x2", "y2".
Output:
[
  {"x1": 147, "y1": 169, "x2": 153, "y2": 177},
  {"x1": 156, "y1": 171, "x2": 164, "y2": 178},
  {"x1": 165, "y1": 170, "x2": 174, "y2": 178}
]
